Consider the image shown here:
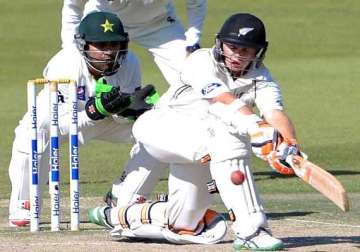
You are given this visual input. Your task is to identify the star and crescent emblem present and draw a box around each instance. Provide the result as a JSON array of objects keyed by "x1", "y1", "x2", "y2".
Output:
[{"x1": 101, "y1": 19, "x2": 114, "y2": 32}]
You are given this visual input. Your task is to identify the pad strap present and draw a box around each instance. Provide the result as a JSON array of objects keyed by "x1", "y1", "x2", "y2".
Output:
[
  {"x1": 140, "y1": 201, "x2": 162, "y2": 225},
  {"x1": 118, "y1": 205, "x2": 132, "y2": 229}
]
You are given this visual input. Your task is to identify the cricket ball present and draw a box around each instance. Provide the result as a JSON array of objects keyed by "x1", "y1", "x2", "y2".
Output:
[{"x1": 231, "y1": 170, "x2": 245, "y2": 185}]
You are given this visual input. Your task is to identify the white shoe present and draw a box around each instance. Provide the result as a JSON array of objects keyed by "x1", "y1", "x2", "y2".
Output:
[
  {"x1": 233, "y1": 228, "x2": 284, "y2": 251},
  {"x1": 9, "y1": 200, "x2": 30, "y2": 227},
  {"x1": 88, "y1": 206, "x2": 113, "y2": 229}
]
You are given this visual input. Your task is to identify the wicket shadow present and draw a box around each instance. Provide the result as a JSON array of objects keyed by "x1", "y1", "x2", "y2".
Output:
[{"x1": 282, "y1": 235, "x2": 360, "y2": 249}]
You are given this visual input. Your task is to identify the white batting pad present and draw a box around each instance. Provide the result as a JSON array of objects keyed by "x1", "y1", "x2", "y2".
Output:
[{"x1": 210, "y1": 158, "x2": 268, "y2": 238}]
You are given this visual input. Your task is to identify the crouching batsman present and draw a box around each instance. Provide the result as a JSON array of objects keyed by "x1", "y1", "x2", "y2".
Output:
[{"x1": 89, "y1": 13, "x2": 302, "y2": 251}]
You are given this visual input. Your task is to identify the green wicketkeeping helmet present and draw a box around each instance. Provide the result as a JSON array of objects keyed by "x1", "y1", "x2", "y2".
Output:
[
  {"x1": 76, "y1": 11, "x2": 128, "y2": 43},
  {"x1": 75, "y1": 11, "x2": 129, "y2": 76}
]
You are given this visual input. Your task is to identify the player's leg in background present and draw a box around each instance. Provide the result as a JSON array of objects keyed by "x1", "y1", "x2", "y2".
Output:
[
  {"x1": 108, "y1": 142, "x2": 167, "y2": 207},
  {"x1": 130, "y1": 18, "x2": 187, "y2": 87}
]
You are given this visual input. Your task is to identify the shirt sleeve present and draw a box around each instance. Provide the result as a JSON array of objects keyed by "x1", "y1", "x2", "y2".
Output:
[
  {"x1": 254, "y1": 81, "x2": 284, "y2": 116},
  {"x1": 185, "y1": 0, "x2": 207, "y2": 46},
  {"x1": 61, "y1": 0, "x2": 87, "y2": 48}
]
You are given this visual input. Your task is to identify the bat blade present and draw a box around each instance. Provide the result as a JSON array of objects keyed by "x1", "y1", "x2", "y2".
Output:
[{"x1": 290, "y1": 155, "x2": 350, "y2": 212}]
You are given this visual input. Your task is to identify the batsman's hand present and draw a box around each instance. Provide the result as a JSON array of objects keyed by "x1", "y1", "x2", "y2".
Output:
[
  {"x1": 118, "y1": 85, "x2": 159, "y2": 120},
  {"x1": 250, "y1": 124, "x2": 298, "y2": 176},
  {"x1": 275, "y1": 139, "x2": 300, "y2": 161},
  {"x1": 85, "y1": 78, "x2": 131, "y2": 120},
  {"x1": 267, "y1": 139, "x2": 300, "y2": 176}
]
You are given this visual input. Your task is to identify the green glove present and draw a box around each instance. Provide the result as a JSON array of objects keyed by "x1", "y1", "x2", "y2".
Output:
[
  {"x1": 118, "y1": 85, "x2": 159, "y2": 120},
  {"x1": 85, "y1": 78, "x2": 131, "y2": 120}
]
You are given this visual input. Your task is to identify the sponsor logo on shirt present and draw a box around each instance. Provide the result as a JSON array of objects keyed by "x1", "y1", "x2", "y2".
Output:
[
  {"x1": 77, "y1": 86, "x2": 86, "y2": 101},
  {"x1": 275, "y1": 99, "x2": 283, "y2": 107},
  {"x1": 201, "y1": 83, "x2": 222, "y2": 95}
]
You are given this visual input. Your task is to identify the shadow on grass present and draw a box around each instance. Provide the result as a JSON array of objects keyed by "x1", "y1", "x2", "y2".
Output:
[
  {"x1": 254, "y1": 171, "x2": 293, "y2": 179},
  {"x1": 221, "y1": 211, "x2": 314, "y2": 221},
  {"x1": 114, "y1": 237, "x2": 233, "y2": 245},
  {"x1": 267, "y1": 211, "x2": 315, "y2": 219},
  {"x1": 253, "y1": 170, "x2": 360, "y2": 181},
  {"x1": 283, "y1": 235, "x2": 360, "y2": 249},
  {"x1": 330, "y1": 170, "x2": 360, "y2": 176}
]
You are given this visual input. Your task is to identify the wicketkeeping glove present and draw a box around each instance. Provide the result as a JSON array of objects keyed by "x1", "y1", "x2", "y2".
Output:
[
  {"x1": 85, "y1": 78, "x2": 131, "y2": 120},
  {"x1": 118, "y1": 84, "x2": 159, "y2": 120}
]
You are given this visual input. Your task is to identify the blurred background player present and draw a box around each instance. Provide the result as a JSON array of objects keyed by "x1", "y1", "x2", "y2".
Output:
[
  {"x1": 88, "y1": 13, "x2": 302, "y2": 251},
  {"x1": 61, "y1": 0, "x2": 207, "y2": 87},
  {"x1": 8, "y1": 11, "x2": 156, "y2": 227}
]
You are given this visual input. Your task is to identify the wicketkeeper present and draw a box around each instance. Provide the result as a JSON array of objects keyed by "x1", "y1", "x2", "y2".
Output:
[
  {"x1": 88, "y1": 13, "x2": 302, "y2": 251},
  {"x1": 61, "y1": 0, "x2": 207, "y2": 87},
  {"x1": 8, "y1": 12, "x2": 157, "y2": 227}
]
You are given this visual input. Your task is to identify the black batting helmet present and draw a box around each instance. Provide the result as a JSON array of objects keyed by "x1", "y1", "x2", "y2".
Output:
[
  {"x1": 214, "y1": 13, "x2": 268, "y2": 72},
  {"x1": 217, "y1": 13, "x2": 267, "y2": 49}
]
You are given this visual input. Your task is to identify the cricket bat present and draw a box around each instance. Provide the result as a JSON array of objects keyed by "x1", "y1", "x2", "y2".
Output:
[{"x1": 288, "y1": 155, "x2": 350, "y2": 212}]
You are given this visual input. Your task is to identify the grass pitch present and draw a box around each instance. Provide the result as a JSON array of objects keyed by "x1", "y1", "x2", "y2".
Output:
[{"x1": 0, "y1": 1, "x2": 359, "y2": 251}]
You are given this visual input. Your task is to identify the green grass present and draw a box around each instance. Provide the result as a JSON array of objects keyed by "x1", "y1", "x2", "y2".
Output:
[{"x1": 1, "y1": 0, "x2": 359, "y2": 209}]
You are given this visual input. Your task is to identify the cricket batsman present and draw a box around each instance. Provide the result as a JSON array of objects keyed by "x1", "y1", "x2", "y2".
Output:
[
  {"x1": 8, "y1": 12, "x2": 156, "y2": 227},
  {"x1": 61, "y1": 0, "x2": 207, "y2": 87},
  {"x1": 88, "y1": 13, "x2": 302, "y2": 251}
]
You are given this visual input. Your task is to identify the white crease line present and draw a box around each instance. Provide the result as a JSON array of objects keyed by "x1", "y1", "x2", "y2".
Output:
[
  {"x1": 0, "y1": 228, "x2": 105, "y2": 235},
  {"x1": 0, "y1": 242, "x2": 109, "y2": 247},
  {"x1": 284, "y1": 218, "x2": 360, "y2": 228}
]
